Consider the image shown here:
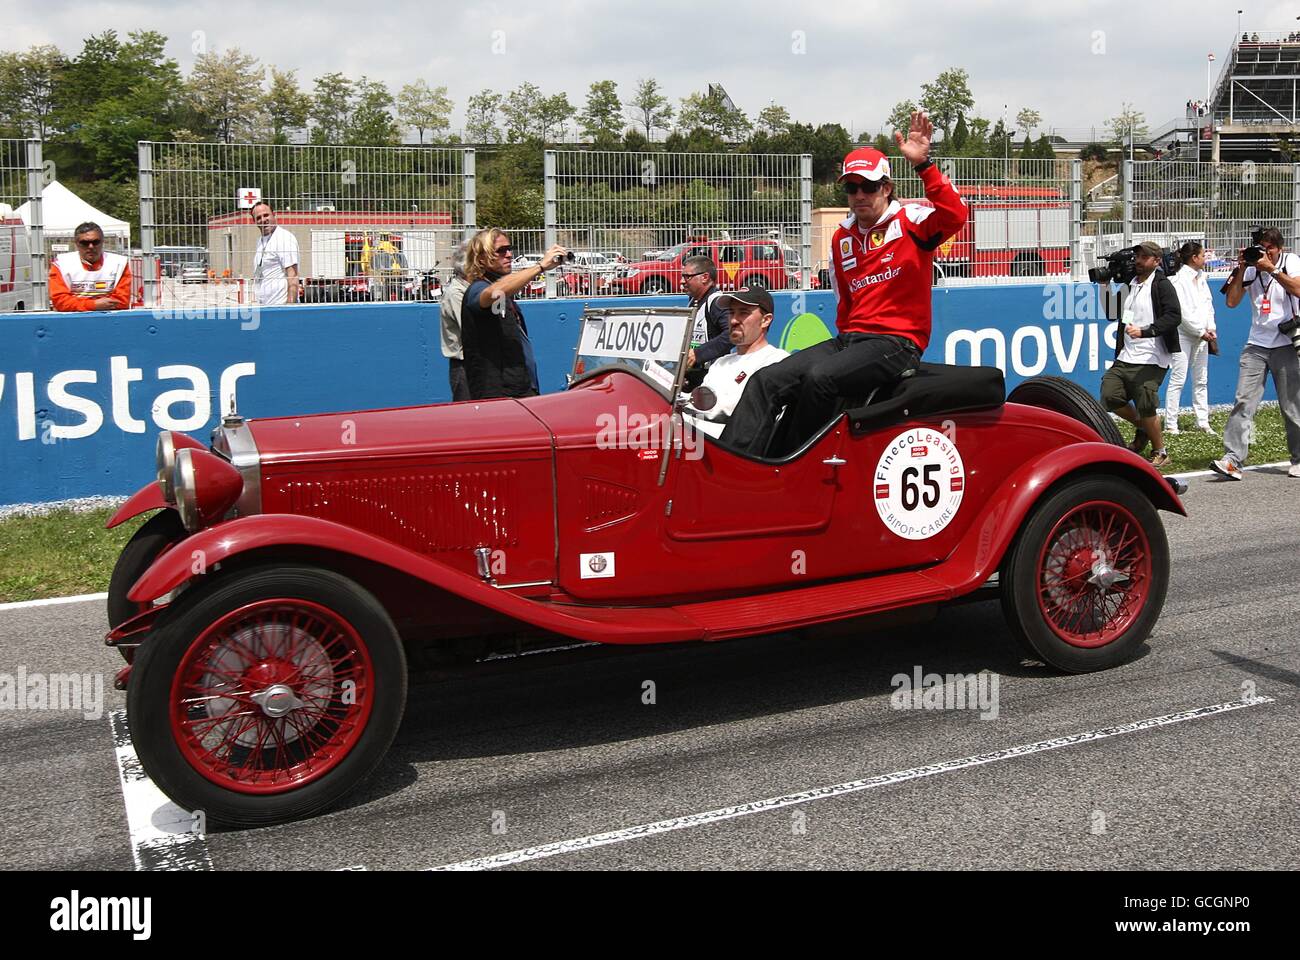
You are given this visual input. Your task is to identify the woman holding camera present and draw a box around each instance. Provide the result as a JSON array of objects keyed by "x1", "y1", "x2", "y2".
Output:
[{"x1": 1164, "y1": 241, "x2": 1218, "y2": 434}]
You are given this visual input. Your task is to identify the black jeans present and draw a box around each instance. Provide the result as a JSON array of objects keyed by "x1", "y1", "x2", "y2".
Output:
[
  {"x1": 448, "y1": 357, "x2": 471, "y2": 402},
  {"x1": 721, "y1": 333, "x2": 921, "y2": 458}
]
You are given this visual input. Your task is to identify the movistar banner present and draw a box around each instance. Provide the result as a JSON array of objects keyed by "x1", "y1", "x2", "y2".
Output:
[{"x1": 0, "y1": 283, "x2": 1268, "y2": 506}]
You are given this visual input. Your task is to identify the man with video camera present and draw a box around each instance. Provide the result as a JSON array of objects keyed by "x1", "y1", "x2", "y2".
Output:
[
  {"x1": 1210, "y1": 227, "x2": 1300, "y2": 480},
  {"x1": 1098, "y1": 240, "x2": 1182, "y2": 468}
]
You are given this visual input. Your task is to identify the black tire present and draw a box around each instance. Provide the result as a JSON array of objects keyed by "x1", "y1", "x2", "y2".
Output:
[
  {"x1": 127, "y1": 564, "x2": 407, "y2": 827},
  {"x1": 641, "y1": 277, "x2": 669, "y2": 295},
  {"x1": 1000, "y1": 475, "x2": 1169, "y2": 672},
  {"x1": 1010, "y1": 251, "x2": 1046, "y2": 276},
  {"x1": 1008, "y1": 375, "x2": 1124, "y2": 446},
  {"x1": 107, "y1": 509, "x2": 186, "y2": 630},
  {"x1": 742, "y1": 274, "x2": 770, "y2": 290}
]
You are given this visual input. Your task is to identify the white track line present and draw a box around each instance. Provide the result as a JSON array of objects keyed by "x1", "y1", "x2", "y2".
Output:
[
  {"x1": 429, "y1": 696, "x2": 1274, "y2": 871},
  {"x1": 0, "y1": 592, "x2": 107, "y2": 612},
  {"x1": 1172, "y1": 459, "x2": 1290, "y2": 481},
  {"x1": 110, "y1": 710, "x2": 213, "y2": 871}
]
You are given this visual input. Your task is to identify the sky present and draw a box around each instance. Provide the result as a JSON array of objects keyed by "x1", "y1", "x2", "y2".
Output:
[{"x1": 5, "y1": 0, "x2": 1297, "y2": 138}]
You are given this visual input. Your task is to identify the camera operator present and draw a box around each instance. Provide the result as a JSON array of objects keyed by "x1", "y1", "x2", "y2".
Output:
[
  {"x1": 1099, "y1": 241, "x2": 1182, "y2": 468},
  {"x1": 1164, "y1": 241, "x2": 1218, "y2": 434},
  {"x1": 1210, "y1": 227, "x2": 1300, "y2": 480}
]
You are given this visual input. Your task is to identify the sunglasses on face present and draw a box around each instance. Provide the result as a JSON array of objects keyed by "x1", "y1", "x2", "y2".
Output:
[
  {"x1": 494, "y1": 245, "x2": 513, "y2": 255},
  {"x1": 682, "y1": 272, "x2": 706, "y2": 279},
  {"x1": 76, "y1": 238, "x2": 103, "y2": 247},
  {"x1": 843, "y1": 179, "x2": 886, "y2": 195}
]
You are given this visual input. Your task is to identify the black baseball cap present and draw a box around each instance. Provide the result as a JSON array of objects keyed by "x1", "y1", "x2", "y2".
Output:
[{"x1": 717, "y1": 285, "x2": 774, "y2": 314}]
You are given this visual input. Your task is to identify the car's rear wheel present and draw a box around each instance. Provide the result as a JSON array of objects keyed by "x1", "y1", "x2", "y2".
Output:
[
  {"x1": 1008, "y1": 375, "x2": 1125, "y2": 446},
  {"x1": 107, "y1": 509, "x2": 186, "y2": 632},
  {"x1": 127, "y1": 564, "x2": 407, "y2": 827},
  {"x1": 742, "y1": 274, "x2": 771, "y2": 290},
  {"x1": 1000, "y1": 476, "x2": 1168, "y2": 672},
  {"x1": 641, "y1": 277, "x2": 669, "y2": 295}
]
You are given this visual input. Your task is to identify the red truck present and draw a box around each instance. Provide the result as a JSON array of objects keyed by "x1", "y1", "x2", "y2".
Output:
[
  {"x1": 933, "y1": 185, "x2": 1071, "y2": 279},
  {"x1": 603, "y1": 236, "x2": 794, "y2": 295}
]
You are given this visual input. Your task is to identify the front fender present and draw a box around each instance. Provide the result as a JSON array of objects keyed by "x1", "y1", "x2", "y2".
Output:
[
  {"x1": 106, "y1": 482, "x2": 168, "y2": 529},
  {"x1": 124, "y1": 514, "x2": 699, "y2": 644},
  {"x1": 932, "y1": 441, "x2": 1185, "y2": 595}
]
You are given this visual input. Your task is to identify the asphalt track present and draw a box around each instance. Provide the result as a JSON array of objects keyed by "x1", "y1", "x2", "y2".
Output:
[{"x1": 1, "y1": 466, "x2": 1297, "y2": 871}]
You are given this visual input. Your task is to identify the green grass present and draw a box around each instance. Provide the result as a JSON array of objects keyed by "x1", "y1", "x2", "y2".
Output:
[
  {"x1": 0, "y1": 508, "x2": 145, "y2": 604},
  {"x1": 0, "y1": 406, "x2": 1291, "y2": 604},
  {"x1": 1112, "y1": 404, "x2": 1291, "y2": 475}
]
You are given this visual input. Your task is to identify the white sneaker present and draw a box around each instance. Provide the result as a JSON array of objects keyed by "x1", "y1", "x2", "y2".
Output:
[
  {"x1": 1164, "y1": 423, "x2": 1180, "y2": 436},
  {"x1": 1289, "y1": 463, "x2": 1300, "y2": 479},
  {"x1": 1210, "y1": 458, "x2": 1244, "y2": 481}
]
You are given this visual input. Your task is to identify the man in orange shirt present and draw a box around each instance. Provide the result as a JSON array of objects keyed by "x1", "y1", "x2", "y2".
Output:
[{"x1": 49, "y1": 222, "x2": 132, "y2": 311}]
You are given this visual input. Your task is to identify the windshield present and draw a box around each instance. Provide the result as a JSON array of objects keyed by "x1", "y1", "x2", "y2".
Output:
[{"x1": 570, "y1": 306, "x2": 693, "y2": 400}]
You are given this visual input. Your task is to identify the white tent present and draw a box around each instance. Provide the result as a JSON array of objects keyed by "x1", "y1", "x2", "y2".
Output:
[{"x1": 16, "y1": 180, "x2": 131, "y2": 251}]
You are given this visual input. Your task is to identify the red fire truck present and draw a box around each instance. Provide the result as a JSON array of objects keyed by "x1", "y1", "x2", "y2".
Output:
[{"x1": 932, "y1": 184, "x2": 1071, "y2": 278}]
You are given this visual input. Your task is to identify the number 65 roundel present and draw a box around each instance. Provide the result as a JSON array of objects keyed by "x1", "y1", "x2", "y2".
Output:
[{"x1": 873, "y1": 427, "x2": 966, "y2": 541}]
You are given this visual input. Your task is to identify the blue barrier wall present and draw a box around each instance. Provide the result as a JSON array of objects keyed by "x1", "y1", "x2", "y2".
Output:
[{"x1": 0, "y1": 284, "x2": 1270, "y2": 507}]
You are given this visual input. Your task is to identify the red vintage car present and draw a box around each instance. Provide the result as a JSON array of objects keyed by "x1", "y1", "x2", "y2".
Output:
[{"x1": 104, "y1": 306, "x2": 1184, "y2": 826}]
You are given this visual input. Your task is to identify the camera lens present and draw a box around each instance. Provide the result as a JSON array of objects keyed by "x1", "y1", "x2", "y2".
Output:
[{"x1": 563, "y1": 251, "x2": 575, "y2": 263}]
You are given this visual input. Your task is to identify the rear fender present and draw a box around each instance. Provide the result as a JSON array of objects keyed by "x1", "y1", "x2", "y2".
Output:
[
  {"x1": 932, "y1": 441, "x2": 1185, "y2": 595},
  {"x1": 106, "y1": 483, "x2": 169, "y2": 529}
]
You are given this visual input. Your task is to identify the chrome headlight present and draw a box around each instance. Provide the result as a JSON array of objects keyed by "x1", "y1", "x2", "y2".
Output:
[
  {"x1": 173, "y1": 448, "x2": 199, "y2": 531},
  {"x1": 156, "y1": 432, "x2": 177, "y2": 503},
  {"x1": 172, "y1": 447, "x2": 244, "y2": 533}
]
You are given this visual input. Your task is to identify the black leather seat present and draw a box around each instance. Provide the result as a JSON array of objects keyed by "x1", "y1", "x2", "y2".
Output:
[{"x1": 845, "y1": 362, "x2": 1005, "y2": 435}]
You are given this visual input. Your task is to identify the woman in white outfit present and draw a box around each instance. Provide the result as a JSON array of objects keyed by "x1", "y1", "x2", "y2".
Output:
[{"x1": 1164, "y1": 241, "x2": 1218, "y2": 433}]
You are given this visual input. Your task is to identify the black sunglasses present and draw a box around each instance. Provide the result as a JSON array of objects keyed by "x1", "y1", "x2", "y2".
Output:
[
  {"x1": 682, "y1": 271, "x2": 706, "y2": 279},
  {"x1": 844, "y1": 179, "x2": 886, "y2": 195},
  {"x1": 494, "y1": 244, "x2": 513, "y2": 254}
]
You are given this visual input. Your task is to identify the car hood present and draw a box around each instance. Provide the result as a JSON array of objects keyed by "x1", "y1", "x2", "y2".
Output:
[{"x1": 249, "y1": 398, "x2": 553, "y2": 467}]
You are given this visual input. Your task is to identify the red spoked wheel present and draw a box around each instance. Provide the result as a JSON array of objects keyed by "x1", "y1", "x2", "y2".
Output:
[
  {"x1": 1035, "y1": 501, "x2": 1152, "y2": 649},
  {"x1": 171, "y1": 599, "x2": 375, "y2": 795},
  {"x1": 1001, "y1": 476, "x2": 1169, "y2": 673},
  {"x1": 128, "y1": 566, "x2": 406, "y2": 827}
]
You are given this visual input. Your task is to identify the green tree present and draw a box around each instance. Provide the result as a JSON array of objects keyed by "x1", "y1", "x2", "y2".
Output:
[
  {"x1": 950, "y1": 113, "x2": 969, "y2": 152},
  {"x1": 396, "y1": 79, "x2": 452, "y2": 144},
  {"x1": 465, "y1": 90, "x2": 502, "y2": 143},
  {"x1": 1034, "y1": 134, "x2": 1056, "y2": 160},
  {"x1": 1016, "y1": 107, "x2": 1042, "y2": 140},
  {"x1": 348, "y1": 78, "x2": 399, "y2": 145},
  {"x1": 502, "y1": 82, "x2": 543, "y2": 141},
  {"x1": 677, "y1": 89, "x2": 749, "y2": 140},
  {"x1": 309, "y1": 72, "x2": 355, "y2": 144},
  {"x1": 537, "y1": 92, "x2": 574, "y2": 143},
  {"x1": 989, "y1": 118, "x2": 1012, "y2": 158},
  {"x1": 919, "y1": 68, "x2": 974, "y2": 141},
  {"x1": 0, "y1": 45, "x2": 65, "y2": 138},
  {"x1": 264, "y1": 68, "x2": 309, "y2": 144},
  {"x1": 187, "y1": 48, "x2": 264, "y2": 143},
  {"x1": 886, "y1": 99, "x2": 918, "y2": 138},
  {"x1": 579, "y1": 80, "x2": 622, "y2": 142},
  {"x1": 627, "y1": 78, "x2": 673, "y2": 139},
  {"x1": 757, "y1": 103, "x2": 791, "y2": 135},
  {"x1": 1106, "y1": 103, "x2": 1148, "y2": 147}
]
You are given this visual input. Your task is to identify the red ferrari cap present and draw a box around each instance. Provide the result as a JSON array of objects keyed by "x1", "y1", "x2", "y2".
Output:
[{"x1": 838, "y1": 147, "x2": 891, "y2": 183}]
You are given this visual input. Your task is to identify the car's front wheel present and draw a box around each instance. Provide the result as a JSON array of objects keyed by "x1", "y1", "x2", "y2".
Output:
[
  {"x1": 127, "y1": 564, "x2": 407, "y2": 827},
  {"x1": 1000, "y1": 476, "x2": 1168, "y2": 673}
]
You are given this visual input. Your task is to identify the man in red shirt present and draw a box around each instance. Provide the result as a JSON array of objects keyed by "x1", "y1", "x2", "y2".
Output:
[{"x1": 722, "y1": 111, "x2": 968, "y2": 457}]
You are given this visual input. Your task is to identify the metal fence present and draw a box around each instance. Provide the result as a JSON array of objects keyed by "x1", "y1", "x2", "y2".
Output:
[
  {"x1": 1126, "y1": 159, "x2": 1300, "y2": 265},
  {"x1": 0, "y1": 137, "x2": 47, "y2": 311},
  {"x1": 545, "y1": 149, "x2": 812, "y2": 297},
  {"x1": 139, "y1": 141, "x2": 476, "y2": 308}
]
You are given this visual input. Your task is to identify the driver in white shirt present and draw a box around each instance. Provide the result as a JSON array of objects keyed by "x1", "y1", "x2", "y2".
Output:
[{"x1": 685, "y1": 285, "x2": 788, "y2": 438}]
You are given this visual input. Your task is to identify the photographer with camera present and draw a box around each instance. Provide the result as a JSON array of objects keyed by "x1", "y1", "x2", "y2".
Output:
[
  {"x1": 1164, "y1": 241, "x2": 1218, "y2": 435},
  {"x1": 1210, "y1": 227, "x2": 1300, "y2": 480},
  {"x1": 1098, "y1": 241, "x2": 1182, "y2": 468}
]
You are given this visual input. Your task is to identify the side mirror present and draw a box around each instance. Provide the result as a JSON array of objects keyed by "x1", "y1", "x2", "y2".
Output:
[{"x1": 690, "y1": 385, "x2": 718, "y2": 412}]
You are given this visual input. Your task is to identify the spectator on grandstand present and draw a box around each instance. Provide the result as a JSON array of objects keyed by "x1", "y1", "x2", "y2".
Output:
[
  {"x1": 1210, "y1": 227, "x2": 1300, "y2": 480},
  {"x1": 1164, "y1": 241, "x2": 1218, "y2": 435},
  {"x1": 49, "y1": 222, "x2": 131, "y2": 311},
  {"x1": 1100, "y1": 241, "x2": 1182, "y2": 468},
  {"x1": 251, "y1": 201, "x2": 299, "y2": 305},
  {"x1": 460, "y1": 228, "x2": 567, "y2": 399},
  {"x1": 440, "y1": 240, "x2": 471, "y2": 401}
]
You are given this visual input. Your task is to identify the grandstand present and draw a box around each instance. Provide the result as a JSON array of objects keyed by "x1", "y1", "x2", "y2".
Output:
[{"x1": 1201, "y1": 30, "x2": 1300, "y2": 161}]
